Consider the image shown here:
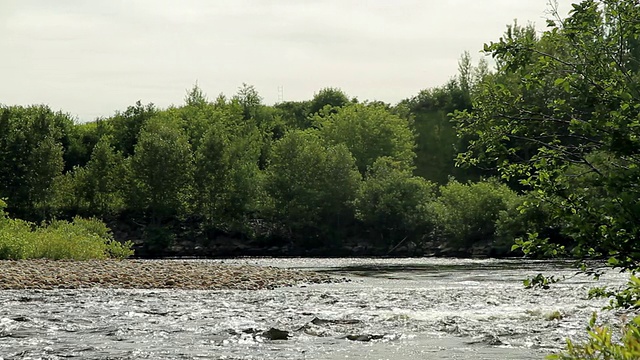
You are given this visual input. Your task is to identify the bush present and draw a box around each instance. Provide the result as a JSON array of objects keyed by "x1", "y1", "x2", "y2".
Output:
[
  {"x1": 432, "y1": 179, "x2": 521, "y2": 251},
  {"x1": 0, "y1": 199, "x2": 133, "y2": 260},
  {"x1": 354, "y1": 157, "x2": 435, "y2": 247},
  {"x1": 548, "y1": 313, "x2": 640, "y2": 360}
]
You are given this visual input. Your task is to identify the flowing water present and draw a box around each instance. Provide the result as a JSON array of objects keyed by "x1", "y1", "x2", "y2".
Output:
[{"x1": 0, "y1": 258, "x2": 630, "y2": 359}]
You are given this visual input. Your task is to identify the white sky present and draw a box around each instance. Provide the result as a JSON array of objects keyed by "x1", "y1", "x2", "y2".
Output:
[{"x1": 0, "y1": 0, "x2": 572, "y2": 122}]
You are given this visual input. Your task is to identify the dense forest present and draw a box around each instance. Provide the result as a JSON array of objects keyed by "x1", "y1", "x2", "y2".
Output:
[
  {"x1": 0, "y1": 58, "x2": 538, "y2": 258},
  {"x1": 1, "y1": 0, "x2": 639, "y2": 268}
]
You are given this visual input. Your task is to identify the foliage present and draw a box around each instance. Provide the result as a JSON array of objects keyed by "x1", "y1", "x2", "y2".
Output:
[
  {"x1": 456, "y1": 0, "x2": 640, "y2": 272},
  {"x1": 451, "y1": 1, "x2": 640, "y2": 356},
  {"x1": 398, "y1": 80, "x2": 469, "y2": 184},
  {"x1": 265, "y1": 129, "x2": 361, "y2": 246},
  {"x1": 0, "y1": 199, "x2": 133, "y2": 260},
  {"x1": 74, "y1": 135, "x2": 126, "y2": 216},
  {"x1": 432, "y1": 179, "x2": 521, "y2": 251},
  {"x1": 354, "y1": 157, "x2": 435, "y2": 247},
  {"x1": 309, "y1": 87, "x2": 350, "y2": 115},
  {"x1": 0, "y1": 105, "x2": 69, "y2": 220},
  {"x1": 194, "y1": 111, "x2": 263, "y2": 232},
  {"x1": 0, "y1": 80, "x2": 518, "y2": 256},
  {"x1": 128, "y1": 113, "x2": 194, "y2": 222},
  {"x1": 589, "y1": 275, "x2": 640, "y2": 311},
  {"x1": 234, "y1": 83, "x2": 263, "y2": 120},
  {"x1": 107, "y1": 101, "x2": 157, "y2": 157},
  {"x1": 318, "y1": 103, "x2": 416, "y2": 175},
  {"x1": 274, "y1": 100, "x2": 312, "y2": 129},
  {"x1": 548, "y1": 313, "x2": 640, "y2": 360}
]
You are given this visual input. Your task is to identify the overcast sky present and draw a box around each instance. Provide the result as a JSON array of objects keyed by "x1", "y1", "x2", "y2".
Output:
[{"x1": 1, "y1": 0, "x2": 572, "y2": 122}]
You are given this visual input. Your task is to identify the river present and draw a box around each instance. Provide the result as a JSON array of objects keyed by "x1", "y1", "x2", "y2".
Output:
[{"x1": 0, "y1": 258, "x2": 629, "y2": 359}]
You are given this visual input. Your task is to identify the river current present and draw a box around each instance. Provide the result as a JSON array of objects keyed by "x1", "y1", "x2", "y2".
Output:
[{"x1": 0, "y1": 258, "x2": 630, "y2": 359}]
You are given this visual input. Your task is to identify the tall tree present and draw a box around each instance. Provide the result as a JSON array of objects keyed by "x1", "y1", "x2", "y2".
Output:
[
  {"x1": 0, "y1": 105, "x2": 67, "y2": 219},
  {"x1": 309, "y1": 87, "x2": 350, "y2": 115},
  {"x1": 354, "y1": 157, "x2": 435, "y2": 248},
  {"x1": 318, "y1": 103, "x2": 416, "y2": 175},
  {"x1": 194, "y1": 117, "x2": 263, "y2": 233},
  {"x1": 128, "y1": 113, "x2": 194, "y2": 223},
  {"x1": 265, "y1": 129, "x2": 361, "y2": 247},
  {"x1": 109, "y1": 101, "x2": 157, "y2": 157},
  {"x1": 455, "y1": 0, "x2": 640, "y2": 273},
  {"x1": 77, "y1": 135, "x2": 126, "y2": 216}
]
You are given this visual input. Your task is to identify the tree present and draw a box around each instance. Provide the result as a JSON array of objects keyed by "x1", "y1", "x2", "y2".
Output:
[
  {"x1": 77, "y1": 135, "x2": 126, "y2": 216},
  {"x1": 128, "y1": 113, "x2": 194, "y2": 223},
  {"x1": 354, "y1": 157, "x2": 435, "y2": 248},
  {"x1": 274, "y1": 100, "x2": 313, "y2": 129},
  {"x1": 265, "y1": 129, "x2": 361, "y2": 247},
  {"x1": 309, "y1": 87, "x2": 350, "y2": 115},
  {"x1": 234, "y1": 83, "x2": 263, "y2": 120},
  {"x1": 318, "y1": 103, "x2": 416, "y2": 175},
  {"x1": 398, "y1": 80, "x2": 474, "y2": 184},
  {"x1": 194, "y1": 117, "x2": 263, "y2": 233},
  {"x1": 109, "y1": 101, "x2": 157, "y2": 157},
  {"x1": 0, "y1": 105, "x2": 68, "y2": 219},
  {"x1": 455, "y1": 0, "x2": 640, "y2": 283},
  {"x1": 432, "y1": 179, "x2": 521, "y2": 253},
  {"x1": 28, "y1": 136, "x2": 64, "y2": 218},
  {"x1": 184, "y1": 83, "x2": 209, "y2": 107}
]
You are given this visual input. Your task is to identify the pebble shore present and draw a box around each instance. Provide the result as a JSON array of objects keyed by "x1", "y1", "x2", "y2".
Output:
[{"x1": 0, "y1": 259, "x2": 341, "y2": 290}]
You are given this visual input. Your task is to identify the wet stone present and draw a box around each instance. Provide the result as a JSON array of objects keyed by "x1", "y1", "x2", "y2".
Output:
[
  {"x1": 344, "y1": 334, "x2": 385, "y2": 342},
  {"x1": 261, "y1": 327, "x2": 290, "y2": 340}
]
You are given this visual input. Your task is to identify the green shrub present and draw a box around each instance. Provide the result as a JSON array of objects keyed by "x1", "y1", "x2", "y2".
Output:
[
  {"x1": 354, "y1": 157, "x2": 435, "y2": 246},
  {"x1": 0, "y1": 199, "x2": 133, "y2": 260},
  {"x1": 548, "y1": 314, "x2": 640, "y2": 360},
  {"x1": 432, "y1": 179, "x2": 521, "y2": 250}
]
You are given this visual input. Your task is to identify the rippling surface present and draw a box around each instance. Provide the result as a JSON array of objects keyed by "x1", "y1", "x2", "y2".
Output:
[{"x1": 0, "y1": 258, "x2": 628, "y2": 359}]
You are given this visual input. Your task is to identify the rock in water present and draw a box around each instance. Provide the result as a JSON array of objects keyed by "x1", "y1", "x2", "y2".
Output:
[
  {"x1": 261, "y1": 328, "x2": 290, "y2": 340},
  {"x1": 310, "y1": 317, "x2": 362, "y2": 325},
  {"x1": 345, "y1": 334, "x2": 384, "y2": 342},
  {"x1": 465, "y1": 334, "x2": 504, "y2": 346}
]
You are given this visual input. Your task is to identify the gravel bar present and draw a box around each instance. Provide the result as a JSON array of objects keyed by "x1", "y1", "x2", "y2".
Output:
[{"x1": 0, "y1": 259, "x2": 342, "y2": 290}]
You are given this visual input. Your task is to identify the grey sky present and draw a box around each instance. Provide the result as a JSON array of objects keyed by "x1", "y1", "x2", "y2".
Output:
[{"x1": 1, "y1": 1, "x2": 571, "y2": 122}]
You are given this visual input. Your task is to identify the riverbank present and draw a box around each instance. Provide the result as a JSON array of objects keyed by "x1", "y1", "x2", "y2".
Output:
[{"x1": 0, "y1": 259, "x2": 342, "y2": 290}]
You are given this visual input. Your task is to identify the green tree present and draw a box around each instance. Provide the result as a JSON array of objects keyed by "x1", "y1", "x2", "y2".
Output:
[
  {"x1": 29, "y1": 136, "x2": 65, "y2": 218},
  {"x1": 398, "y1": 80, "x2": 473, "y2": 184},
  {"x1": 265, "y1": 129, "x2": 361, "y2": 247},
  {"x1": 318, "y1": 103, "x2": 416, "y2": 175},
  {"x1": 274, "y1": 100, "x2": 313, "y2": 129},
  {"x1": 456, "y1": 0, "x2": 640, "y2": 272},
  {"x1": 194, "y1": 117, "x2": 263, "y2": 233},
  {"x1": 77, "y1": 135, "x2": 126, "y2": 216},
  {"x1": 432, "y1": 179, "x2": 521, "y2": 253},
  {"x1": 234, "y1": 83, "x2": 263, "y2": 120},
  {"x1": 109, "y1": 101, "x2": 157, "y2": 157},
  {"x1": 62, "y1": 120, "x2": 102, "y2": 171},
  {"x1": 128, "y1": 114, "x2": 194, "y2": 223},
  {"x1": 354, "y1": 157, "x2": 435, "y2": 248},
  {"x1": 309, "y1": 87, "x2": 350, "y2": 115},
  {"x1": 0, "y1": 105, "x2": 68, "y2": 219}
]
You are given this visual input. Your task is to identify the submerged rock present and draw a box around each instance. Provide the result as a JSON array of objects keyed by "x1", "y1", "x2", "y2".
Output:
[
  {"x1": 310, "y1": 317, "x2": 361, "y2": 326},
  {"x1": 465, "y1": 334, "x2": 504, "y2": 346},
  {"x1": 261, "y1": 327, "x2": 290, "y2": 340},
  {"x1": 344, "y1": 334, "x2": 385, "y2": 342}
]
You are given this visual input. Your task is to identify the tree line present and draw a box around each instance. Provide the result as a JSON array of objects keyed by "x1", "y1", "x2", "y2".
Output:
[{"x1": 0, "y1": 64, "x2": 539, "y2": 257}]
